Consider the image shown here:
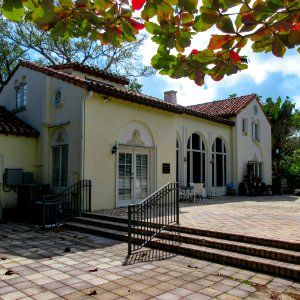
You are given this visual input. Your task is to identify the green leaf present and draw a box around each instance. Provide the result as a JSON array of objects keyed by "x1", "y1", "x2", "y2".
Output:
[
  {"x1": 288, "y1": 31, "x2": 300, "y2": 47},
  {"x1": 178, "y1": 0, "x2": 198, "y2": 13},
  {"x1": 151, "y1": 51, "x2": 176, "y2": 69},
  {"x1": 141, "y1": 2, "x2": 156, "y2": 20},
  {"x1": 236, "y1": 63, "x2": 248, "y2": 70},
  {"x1": 266, "y1": 0, "x2": 284, "y2": 9},
  {"x1": 272, "y1": 36, "x2": 286, "y2": 57},
  {"x1": 145, "y1": 21, "x2": 165, "y2": 34},
  {"x1": 121, "y1": 20, "x2": 137, "y2": 42},
  {"x1": 211, "y1": 64, "x2": 226, "y2": 81},
  {"x1": 217, "y1": 15, "x2": 235, "y2": 33},
  {"x1": 169, "y1": 62, "x2": 188, "y2": 78},
  {"x1": 2, "y1": 0, "x2": 24, "y2": 22},
  {"x1": 194, "y1": 13, "x2": 217, "y2": 32},
  {"x1": 194, "y1": 49, "x2": 215, "y2": 63}
]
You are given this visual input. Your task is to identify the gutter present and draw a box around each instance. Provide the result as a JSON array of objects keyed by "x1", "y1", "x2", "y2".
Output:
[{"x1": 80, "y1": 91, "x2": 93, "y2": 180}]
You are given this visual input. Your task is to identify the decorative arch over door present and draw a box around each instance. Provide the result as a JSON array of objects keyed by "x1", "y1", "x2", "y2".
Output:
[
  {"x1": 212, "y1": 137, "x2": 227, "y2": 187},
  {"x1": 117, "y1": 121, "x2": 154, "y2": 207},
  {"x1": 187, "y1": 133, "x2": 206, "y2": 185}
]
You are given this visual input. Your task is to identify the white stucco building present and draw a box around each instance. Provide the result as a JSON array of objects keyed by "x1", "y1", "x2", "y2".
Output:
[{"x1": 0, "y1": 60, "x2": 272, "y2": 211}]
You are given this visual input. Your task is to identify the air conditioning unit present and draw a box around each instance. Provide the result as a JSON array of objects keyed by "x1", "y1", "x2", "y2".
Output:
[{"x1": 4, "y1": 168, "x2": 23, "y2": 186}]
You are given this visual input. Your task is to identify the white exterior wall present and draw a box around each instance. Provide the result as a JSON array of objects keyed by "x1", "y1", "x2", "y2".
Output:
[
  {"x1": 84, "y1": 94, "x2": 177, "y2": 210},
  {"x1": 83, "y1": 94, "x2": 233, "y2": 210},
  {"x1": 0, "y1": 66, "x2": 87, "y2": 187},
  {"x1": 233, "y1": 99, "x2": 272, "y2": 186}
]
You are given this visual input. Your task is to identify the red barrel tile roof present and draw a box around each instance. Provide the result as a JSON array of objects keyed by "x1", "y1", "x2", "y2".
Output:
[
  {"x1": 50, "y1": 62, "x2": 130, "y2": 85},
  {"x1": 5, "y1": 60, "x2": 235, "y2": 127},
  {"x1": 0, "y1": 106, "x2": 39, "y2": 137},
  {"x1": 188, "y1": 94, "x2": 257, "y2": 118}
]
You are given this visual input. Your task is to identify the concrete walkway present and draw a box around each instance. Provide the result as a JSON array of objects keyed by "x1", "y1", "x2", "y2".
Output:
[
  {"x1": 1, "y1": 194, "x2": 300, "y2": 299},
  {"x1": 96, "y1": 194, "x2": 300, "y2": 243},
  {"x1": 1, "y1": 222, "x2": 300, "y2": 300}
]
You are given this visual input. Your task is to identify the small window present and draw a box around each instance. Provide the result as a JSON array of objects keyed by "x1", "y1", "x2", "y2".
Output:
[
  {"x1": 254, "y1": 105, "x2": 258, "y2": 115},
  {"x1": 242, "y1": 118, "x2": 248, "y2": 135},
  {"x1": 252, "y1": 121, "x2": 260, "y2": 141},
  {"x1": 54, "y1": 87, "x2": 64, "y2": 106},
  {"x1": 15, "y1": 84, "x2": 27, "y2": 109}
]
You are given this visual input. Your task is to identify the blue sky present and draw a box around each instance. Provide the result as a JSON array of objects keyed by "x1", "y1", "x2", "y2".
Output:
[{"x1": 139, "y1": 38, "x2": 300, "y2": 109}]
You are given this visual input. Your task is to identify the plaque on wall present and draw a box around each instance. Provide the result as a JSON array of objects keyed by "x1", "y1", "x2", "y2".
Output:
[{"x1": 162, "y1": 163, "x2": 171, "y2": 174}]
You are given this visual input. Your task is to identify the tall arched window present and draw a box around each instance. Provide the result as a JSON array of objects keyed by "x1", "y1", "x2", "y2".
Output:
[
  {"x1": 52, "y1": 129, "x2": 69, "y2": 188},
  {"x1": 187, "y1": 133, "x2": 206, "y2": 185},
  {"x1": 212, "y1": 137, "x2": 227, "y2": 187}
]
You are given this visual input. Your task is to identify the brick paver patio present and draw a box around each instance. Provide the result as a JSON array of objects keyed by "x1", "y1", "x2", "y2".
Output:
[{"x1": 1, "y1": 194, "x2": 300, "y2": 299}]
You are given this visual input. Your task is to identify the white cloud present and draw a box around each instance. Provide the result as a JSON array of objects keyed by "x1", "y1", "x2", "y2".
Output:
[{"x1": 139, "y1": 33, "x2": 300, "y2": 108}]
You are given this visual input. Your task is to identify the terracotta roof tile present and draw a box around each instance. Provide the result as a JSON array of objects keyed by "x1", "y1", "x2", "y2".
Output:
[
  {"x1": 50, "y1": 62, "x2": 130, "y2": 85},
  {"x1": 188, "y1": 94, "x2": 257, "y2": 118},
  {"x1": 6, "y1": 60, "x2": 234, "y2": 127},
  {"x1": 0, "y1": 106, "x2": 39, "y2": 137}
]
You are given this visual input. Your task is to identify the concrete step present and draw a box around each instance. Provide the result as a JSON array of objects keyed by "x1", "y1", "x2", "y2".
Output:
[
  {"x1": 65, "y1": 215, "x2": 300, "y2": 281},
  {"x1": 69, "y1": 215, "x2": 300, "y2": 265},
  {"x1": 147, "y1": 238, "x2": 300, "y2": 281},
  {"x1": 157, "y1": 231, "x2": 300, "y2": 264}
]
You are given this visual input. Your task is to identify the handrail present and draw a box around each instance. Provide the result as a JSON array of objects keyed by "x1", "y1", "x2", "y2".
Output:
[
  {"x1": 128, "y1": 182, "x2": 179, "y2": 255},
  {"x1": 39, "y1": 180, "x2": 92, "y2": 227}
]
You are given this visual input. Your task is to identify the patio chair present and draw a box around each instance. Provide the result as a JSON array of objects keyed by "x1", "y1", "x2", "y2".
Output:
[{"x1": 193, "y1": 183, "x2": 207, "y2": 202}]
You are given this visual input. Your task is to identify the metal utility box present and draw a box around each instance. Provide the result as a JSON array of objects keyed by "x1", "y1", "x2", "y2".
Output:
[
  {"x1": 17, "y1": 184, "x2": 51, "y2": 222},
  {"x1": 23, "y1": 172, "x2": 34, "y2": 184},
  {"x1": 4, "y1": 168, "x2": 23, "y2": 186}
]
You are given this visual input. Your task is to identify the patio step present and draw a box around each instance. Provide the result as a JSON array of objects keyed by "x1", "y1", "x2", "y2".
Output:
[{"x1": 65, "y1": 214, "x2": 300, "y2": 281}]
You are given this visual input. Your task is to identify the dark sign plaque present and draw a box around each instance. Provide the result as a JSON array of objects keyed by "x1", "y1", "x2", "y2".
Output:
[{"x1": 162, "y1": 163, "x2": 170, "y2": 174}]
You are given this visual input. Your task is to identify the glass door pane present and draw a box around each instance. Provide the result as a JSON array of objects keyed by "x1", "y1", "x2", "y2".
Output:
[
  {"x1": 118, "y1": 153, "x2": 133, "y2": 202},
  {"x1": 135, "y1": 154, "x2": 148, "y2": 201}
]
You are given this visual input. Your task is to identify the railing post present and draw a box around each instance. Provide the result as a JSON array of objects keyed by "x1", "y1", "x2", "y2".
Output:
[
  {"x1": 42, "y1": 195, "x2": 46, "y2": 228},
  {"x1": 88, "y1": 180, "x2": 92, "y2": 212},
  {"x1": 176, "y1": 182, "x2": 179, "y2": 224},
  {"x1": 128, "y1": 205, "x2": 132, "y2": 256}
]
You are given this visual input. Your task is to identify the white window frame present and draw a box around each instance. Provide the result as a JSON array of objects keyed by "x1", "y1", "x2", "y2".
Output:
[
  {"x1": 52, "y1": 144, "x2": 68, "y2": 188},
  {"x1": 249, "y1": 161, "x2": 263, "y2": 180},
  {"x1": 242, "y1": 118, "x2": 248, "y2": 135},
  {"x1": 15, "y1": 84, "x2": 27, "y2": 109},
  {"x1": 252, "y1": 120, "x2": 260, "y2": 141}
]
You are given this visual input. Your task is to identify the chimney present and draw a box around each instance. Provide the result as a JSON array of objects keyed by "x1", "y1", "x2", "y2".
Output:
[{"x1": 164, "y1": 90, "x2": 177, "y2": 104}]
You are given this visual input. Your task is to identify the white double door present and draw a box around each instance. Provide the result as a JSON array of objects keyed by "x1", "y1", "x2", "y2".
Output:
[{"x1": 117, "y1": 147, "x2": 151, "y2": 206}]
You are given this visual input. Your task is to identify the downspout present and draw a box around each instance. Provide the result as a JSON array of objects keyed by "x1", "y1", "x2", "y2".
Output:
[{"x1": 80, "y1": 91, "x2": 93, "y2": 180}]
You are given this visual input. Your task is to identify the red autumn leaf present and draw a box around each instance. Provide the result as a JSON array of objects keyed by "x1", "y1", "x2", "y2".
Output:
[
  {"x1": 208, "y1": 35, "x2": 232, "y2": 50},
  {"x1": 132, "y1": 0, "x2": 147, "y2": 10},
  {"x1": 5, "y1": 269, "x2": 18, "y2": 276},
  {"x1": 126, "y1": 17, "x2": 145, "y2": 30},
  {"x1": 229, "y1": 49, "x2": 241, "y2": 61},
  {"x1": 191, "y1": 49, "x2": 199, "y2": 54},
  {"x1": 292, "y1": 22, "x2": 300, "y2": 32},
  {"x1": 241, "y1": 13, "x2": 257, "y2": 26},
  {"x1": 88, "y1": 290, "x2": 97, "y2": 296}
]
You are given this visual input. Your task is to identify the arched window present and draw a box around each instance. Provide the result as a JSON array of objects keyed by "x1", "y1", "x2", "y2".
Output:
[
  {"x1": 52, "y1": 129, "x2": 69, "y2": 188},
  {"x1": 212, "y1": 137, "x2": 227, "y2": 187},
  {"x1": 187, "y1": 133, "x2": 206, "y2": 185}
]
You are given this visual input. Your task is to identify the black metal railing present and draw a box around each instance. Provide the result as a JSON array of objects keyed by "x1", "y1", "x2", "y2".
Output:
[
  {"x1": 36, "y1": 180, "x2": 91, "y2": 227},
  {"x1": 128, "y1": 182, "x2": 179, "y2": 255}
]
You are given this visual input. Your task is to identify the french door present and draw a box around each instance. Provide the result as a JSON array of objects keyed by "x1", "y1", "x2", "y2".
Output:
[{"x1": 118, "y1": 148, "x2": 151, "y2": 206}]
